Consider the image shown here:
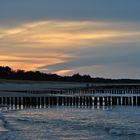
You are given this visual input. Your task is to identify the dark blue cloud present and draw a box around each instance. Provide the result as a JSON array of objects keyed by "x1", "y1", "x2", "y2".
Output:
[{"x1": 40, "y1": 42, "x2": 140, "y2": 74}]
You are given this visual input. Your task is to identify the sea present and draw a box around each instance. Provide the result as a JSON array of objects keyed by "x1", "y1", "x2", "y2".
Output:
[{"x1": 0, "y1": 106, "x2": 140, "y2": 140}]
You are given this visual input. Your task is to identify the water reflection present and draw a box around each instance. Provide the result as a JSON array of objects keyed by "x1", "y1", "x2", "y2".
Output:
[{"x1": 1, "y1": 105, "x2": 140, "y2": 140}]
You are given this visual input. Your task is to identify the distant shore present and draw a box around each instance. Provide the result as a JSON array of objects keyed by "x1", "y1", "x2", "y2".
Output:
[{"x1": 1, "y1": 66, "x2": 140, "y2": 84}]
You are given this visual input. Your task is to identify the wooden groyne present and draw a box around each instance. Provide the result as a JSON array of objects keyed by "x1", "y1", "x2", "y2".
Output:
[{"x1": 0, "y1": 84, "x2": 140, "y2": 109}]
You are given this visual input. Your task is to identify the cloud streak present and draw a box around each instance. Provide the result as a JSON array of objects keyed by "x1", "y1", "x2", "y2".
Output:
[
  {"x1": 1, "y1": 20, "x2": 140, "y2": 47},
  {"x1": 0, "y1": 20, "x2": 140, "y2": 78}
]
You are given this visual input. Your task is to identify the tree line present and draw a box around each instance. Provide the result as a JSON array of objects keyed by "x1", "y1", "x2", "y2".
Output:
[{"x1": 0, "y1": 66, "x2": 140, "y2": 83}]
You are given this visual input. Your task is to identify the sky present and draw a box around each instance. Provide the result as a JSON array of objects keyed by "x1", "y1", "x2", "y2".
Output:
[{"x1": 0, "y1": 0, "x2": 140, "y2": 78}]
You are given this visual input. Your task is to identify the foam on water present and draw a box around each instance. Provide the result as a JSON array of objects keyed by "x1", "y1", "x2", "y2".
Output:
[{"x1": 0, "y1": 106, "x2": 140, "y2": 140}]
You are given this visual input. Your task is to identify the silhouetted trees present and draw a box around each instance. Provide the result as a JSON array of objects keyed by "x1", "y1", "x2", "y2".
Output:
[
  {"x1": 0, "y1": 66, "x2": 12, "y2": 79},
  {"x1": 0, "y1": 66, "x2": 140, "y2": 83}
]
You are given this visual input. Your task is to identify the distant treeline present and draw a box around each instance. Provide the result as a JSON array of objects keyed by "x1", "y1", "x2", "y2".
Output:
[{"x1": 0, "y1": 66, "x2": 140, "y2": 83}]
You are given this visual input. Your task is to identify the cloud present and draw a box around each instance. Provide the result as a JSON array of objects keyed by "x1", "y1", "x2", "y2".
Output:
[
  {"x1": 0, "y1": 19, "x2": 140, "y2": 78},
  {"x1": 38, "y1": 41, "x2": 140, "y2": 78},
  {"x1": 0, "y1": 54, "x2": 66, "y2": 71},
  {"x1": 1, "y1": 20, "x2": 140, "y2": 47}
]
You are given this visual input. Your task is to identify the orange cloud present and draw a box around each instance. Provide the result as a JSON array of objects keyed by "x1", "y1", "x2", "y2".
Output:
[
  {"x1": 1, "y1": 20, "x2": 140, "y2": 47},
  {"x1": 55, "y1": 69, "x2": 73, "y2": 76},
  {"x1": 0, "y1": 55, "x2": 67, "y2": 71}
]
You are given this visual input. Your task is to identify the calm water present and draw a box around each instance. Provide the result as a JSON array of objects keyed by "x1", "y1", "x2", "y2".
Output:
[{"x1": 0, "y1": 106, "x2": 140, "y2": 140}]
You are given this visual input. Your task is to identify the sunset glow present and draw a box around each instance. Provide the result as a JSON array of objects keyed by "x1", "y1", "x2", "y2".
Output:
[
  {"x1": 0, "y1": 20, "x2": 140, "y2": 76},
  {"x1": 0, "y1": 0, "x2": 140, "y2": 78}
]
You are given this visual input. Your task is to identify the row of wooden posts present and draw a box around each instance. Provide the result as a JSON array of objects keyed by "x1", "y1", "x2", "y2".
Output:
[
  {"x1": 27, "y1": 88, "x2": 140, "y2": 94},
  {"x1": 0, "y1": 95, "x2": 140, "y2": 109}
]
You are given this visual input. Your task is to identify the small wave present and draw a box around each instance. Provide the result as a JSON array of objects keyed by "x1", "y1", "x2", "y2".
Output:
[
  {"x1": 0, "y1": 117, "x2": 9, "y2": 132},
  {"x1": 17, "y1": 118, "x2": 30, "y2": 122},
  {"x1": 108, "y1": 128, "x2": 140, "y2": 136},
  {"x1": 103, "y1": 122, "x2": 140, "y2": 136},
  {"x1": 17, "y1": 118, "x2": 47, "y2": 124},
  {"x1": 125, "y1": 130, "x2": 140, "y2": 136},
  {"x1": 109, "y1": 128, "x2": 123, "y2": 135}
]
